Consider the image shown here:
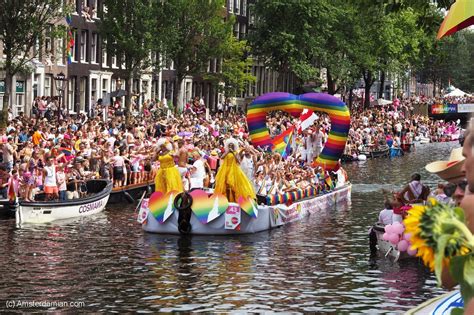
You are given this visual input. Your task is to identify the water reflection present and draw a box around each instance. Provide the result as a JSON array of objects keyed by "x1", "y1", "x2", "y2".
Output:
[{"x1": 0, "y1": 142, "x2": 459, "y2": 313}]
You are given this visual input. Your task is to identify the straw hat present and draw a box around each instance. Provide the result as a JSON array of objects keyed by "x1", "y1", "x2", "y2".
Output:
[{"x1": 425, "y1": 147, "x2": 465, "y2": 183}]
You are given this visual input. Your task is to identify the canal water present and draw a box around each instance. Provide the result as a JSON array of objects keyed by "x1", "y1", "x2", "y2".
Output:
[{"x1": 0, "y1": 142, "x2": 460, "y2": 313}]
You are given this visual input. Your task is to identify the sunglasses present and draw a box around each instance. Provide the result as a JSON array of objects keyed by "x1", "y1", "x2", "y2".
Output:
[{"x1": 457, "y1": 180, "x2": 468, "y2": 191}]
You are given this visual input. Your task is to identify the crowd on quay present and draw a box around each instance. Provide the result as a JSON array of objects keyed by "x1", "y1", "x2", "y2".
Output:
[{"x1": 0, "y1": 94, "x2": 467, "y2": 203}]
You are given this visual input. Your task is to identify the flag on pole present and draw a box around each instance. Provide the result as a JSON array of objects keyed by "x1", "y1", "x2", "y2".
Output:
[
  {"x1": 273, "y1": 126, "x2": 294, "y2": 157},
  {"x1": 296, "y1": 109, "x2": 318, "y2": 134},
  {"x1": 281, "y1": 128, "x2": 294, "y2": 159},
  {"x1": 66, "y1": 14, "x2": 74, "y2": 64}
]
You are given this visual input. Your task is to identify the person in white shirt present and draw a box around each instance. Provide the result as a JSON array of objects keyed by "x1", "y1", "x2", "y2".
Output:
[
  {"x1": 378, "y1": 200, "x2": 394, "y2": 225},
  {"x1": 189, "y1": 151, "x2": 206, "y2": 189},
  {"x1": 43, "y1": 156, "x2": 58, "y2": 200},
  {"x1": 313, "y1": 126, "x2": 324, "y2": 158}
]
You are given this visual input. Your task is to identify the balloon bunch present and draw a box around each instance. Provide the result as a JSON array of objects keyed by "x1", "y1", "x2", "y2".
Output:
[{"x1": 382, "y1": 222, "x2": 417, "y2": 256}]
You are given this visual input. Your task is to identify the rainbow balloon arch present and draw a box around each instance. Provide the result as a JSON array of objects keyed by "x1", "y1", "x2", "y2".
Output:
[{"x1": 246, "y1": 92, "x2": 351, "y2": 171}]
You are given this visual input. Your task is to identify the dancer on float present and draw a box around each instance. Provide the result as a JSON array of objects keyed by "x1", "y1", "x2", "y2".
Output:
[
  {"x1": 154, "y1": 138, "x2": 183, "y2": 194},
  {"x1": 214, "y1": 138, "x2": 256, "y2": 202}
]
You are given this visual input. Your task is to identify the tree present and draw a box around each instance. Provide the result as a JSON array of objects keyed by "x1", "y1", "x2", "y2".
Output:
[
  {"x1": 99, "y1": 0, "x2": 156, "y2": 125},
  {"x1": 155, "y1": 0, "x2": 232, "y2": 111},
  {"x1": 204, "y1": 36, "x2": 256, "y2": 100},
  {"x1": 0, "y1": 0, "x2": 65, "y2": 127},
  {"x1": 248, "y1": 0, "x2": 331, "y2": 90}
]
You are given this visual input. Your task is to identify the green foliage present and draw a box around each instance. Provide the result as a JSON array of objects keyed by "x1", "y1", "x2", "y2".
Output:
[
  {"x1": 154, "y1": 0, "x2": 232, "y2": 108},
  {"x1": 0, "y1": 0, "x2": 65, "y2": 74},
  {"x1": 155, "y1": 0, "x2": 231, "y2": 79},
  {"x1": 99, "y1": 0, "x2": 156, "y2": 124},
  {"x1": 248, "y1": 0, "x2": 330, "y2": 85},
  {"x1": 99, "y1": 0, "x2": 155, "y2": 75},
  {"x1": 0, "y1": 0, "x2": 66, "y2": 127},
  {"x1": 204, "y1": 36, "x2": 255, "y2": 98}
]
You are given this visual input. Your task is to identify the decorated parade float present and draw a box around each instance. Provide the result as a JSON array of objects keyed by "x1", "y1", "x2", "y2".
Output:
[{"x1": 139, "y1": 92, "x2": 352, "y2": 235}]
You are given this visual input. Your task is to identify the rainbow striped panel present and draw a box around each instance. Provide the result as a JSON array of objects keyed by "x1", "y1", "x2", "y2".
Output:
[{"x1": 247, "y1": 92, "x2": 350, "y2": 171}]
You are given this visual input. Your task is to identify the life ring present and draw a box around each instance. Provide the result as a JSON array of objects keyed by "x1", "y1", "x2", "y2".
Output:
[
  {"x1": 174, "y1": 192, "x2": 193, "y2": 234},
  {"x1": 174, "y1": 192, "x2": 193, "y2": 210}
]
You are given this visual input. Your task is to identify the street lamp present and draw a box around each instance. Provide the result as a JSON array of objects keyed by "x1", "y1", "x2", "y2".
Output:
[{"x1": 54, "y1": 72, "x2": 67, "y2": 122}]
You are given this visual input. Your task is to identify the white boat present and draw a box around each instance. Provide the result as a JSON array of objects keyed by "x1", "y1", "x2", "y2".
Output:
[
  {"x1": 140, "y1": 184, "x2": 351, "y2": 235},
  {"x1": 16, "y1": 180, "x2": 112, "y2": 225},
  {"x1": 407, "y1": 290, "x2": 462, "y2": 315}
]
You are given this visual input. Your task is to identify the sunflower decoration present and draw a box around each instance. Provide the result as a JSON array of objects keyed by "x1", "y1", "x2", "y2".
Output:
[{"x1": 404, "y1": 198, "x2": 474, "y2": 310}]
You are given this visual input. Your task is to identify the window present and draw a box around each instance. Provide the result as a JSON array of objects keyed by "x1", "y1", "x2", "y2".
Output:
[
  {"x1": 111, "y1": 53, "x2": 117, "y2": 68},
  {"x1": 45, "y1": 25, "x2": 52, "y2": 55},
  {"x1": 235, "y1": 0, "x2": 240, "y2": 14},
  {"x1": 80, "y1": 77, "x2": 86, "y2": 111},
  {"x1": 228, "y1": 0, "x2": 233, "y2": 13},
  {"x1": 242, "y1": 0, "x2": 247, "y2": 16},
  {"x1": 91, "y1": 33, "x2": 98, "y2": 63},
  {"x1": 80, "y1": 30, "x2": 87, "y2": 62},
  {"x1": 68, "y1": 77, "x2": 76, "y2": 111},
  {"x1": 56, "y1": 37, "x2": 64, "y2": 65},
  {"x1": 102, "y1": 39, "x2": 107, "y2": 67},
  {"x1": 234, "y1": 22, "x2": 239, "y2": 38},
  {"x1": 240, "y1": 23, "x2": 246, "y2": 39},
  {"x1": 102, "y1": 78, "x2": 108, "y2": 99},
  {"x1": 44, "y1": 77, "x2": 51, "y2": 96},
  {"x1": 91, "y1": 78, "x2": 97, "y2": 104}
]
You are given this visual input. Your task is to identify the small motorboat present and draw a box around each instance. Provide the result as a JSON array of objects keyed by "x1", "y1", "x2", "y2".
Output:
[
  {"x1": 16, "y1": 179, "x2": 112, "y2": 225},
  {"x1": 108, "y1": 181, "x2": 154, "y2": 204},
  {"x1": 341, "y1": 154, "x2": 358, "y2": 163},
  {"x1": 360, "y1": 145, "x2": 390, "y2": 159},
  {"x1": 371, "y1": 223, "x2": 411, "y2": 261}
]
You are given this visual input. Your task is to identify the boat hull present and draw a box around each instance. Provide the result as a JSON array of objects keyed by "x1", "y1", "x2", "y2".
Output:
[
  {"x1": 16, "y1": 180, "x2": 112, "y2": 225},
  {"x1": 108, "y1": 182, "x2": 154, "y2": 204},
  {"x1": 142, "y1": 184, "x2": 351, "y2": 235}
]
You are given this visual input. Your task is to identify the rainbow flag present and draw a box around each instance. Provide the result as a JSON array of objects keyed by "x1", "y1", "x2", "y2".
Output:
[
  {"x1": 7, "y1": 178, "x2": 18, "y2": 202},
  {"x1": 66, "y1": 14, "x2": 74, "y2": 64},
  {"x1": 273, "y1": 126, "x2": 294, "y2": 157},
  {"x1": 325, "y1": 175, "x2": 333, "y2": 190}
]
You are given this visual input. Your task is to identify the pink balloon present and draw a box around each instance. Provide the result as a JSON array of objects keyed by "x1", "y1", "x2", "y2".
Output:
[
  {"x1": 382, "y1": 233, "x2": 389, "y2": 241},
  {"x1": 407, "y1": 248, "x2": 417, "y2": 256},
  {"x1": 403, "y1": 233, "x2": 412, "y2": 241},
  {"x1": 397, "y1": 240, "x2": 409, "y2": 252},
  {"x1": 384, "y1": 224, "x2": 393, "y2": 234},
  {"x1": 389, "y1": 233, "x2": 400, "y2": 245},
  {"x1": 393, "y1": 222, "x2": 405, "y2": 235}
]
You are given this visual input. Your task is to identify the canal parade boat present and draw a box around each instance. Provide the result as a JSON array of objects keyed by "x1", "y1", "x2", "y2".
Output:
[
  {"x1": 15, "y1": 179, "x2": 112, "y2": 225},
  {"x1": 138, "y1": 183, "x2": 351, "y2": 235},
  {"x1": 108, "y1": 181, "x2": 154, "y2": 204}
]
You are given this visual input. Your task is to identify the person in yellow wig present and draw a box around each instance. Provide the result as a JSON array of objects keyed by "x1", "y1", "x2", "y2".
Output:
[
  {"x1": 214, "y1": 138, "x2": 256, "y2": 202},
  {"x1": 154, "y1": 138, "x2": 183, "y2": 194}
]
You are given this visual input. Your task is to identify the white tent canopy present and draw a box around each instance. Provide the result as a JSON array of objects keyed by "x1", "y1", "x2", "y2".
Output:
[
  {"x1": 371, "y1": 98, "x2": 393, "y2": 106},
  {"x1": 444, "y1": 88, "x2": 471, "y2": 97}
]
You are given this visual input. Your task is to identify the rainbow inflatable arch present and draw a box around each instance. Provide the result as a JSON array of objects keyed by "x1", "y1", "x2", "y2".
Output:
[{"x1": 246, "y1": 92, "x2": 350, "y2": 171}]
